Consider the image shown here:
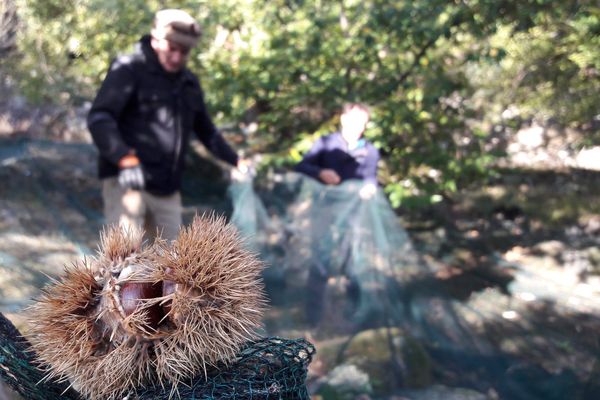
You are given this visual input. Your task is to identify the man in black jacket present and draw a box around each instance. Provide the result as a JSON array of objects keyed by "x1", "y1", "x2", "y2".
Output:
[{"x1": 88, "y1": 9, "x2": 247, "y2": 240}]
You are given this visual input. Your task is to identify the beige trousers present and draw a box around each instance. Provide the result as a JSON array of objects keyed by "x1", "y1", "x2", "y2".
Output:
[{"x1": 102, "y1": 177, "x2": 182, "y2": 241}]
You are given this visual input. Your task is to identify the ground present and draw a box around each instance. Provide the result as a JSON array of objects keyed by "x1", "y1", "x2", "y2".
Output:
[{"x1": 0, "y1": 126, "x2": 598, "y2": 399}]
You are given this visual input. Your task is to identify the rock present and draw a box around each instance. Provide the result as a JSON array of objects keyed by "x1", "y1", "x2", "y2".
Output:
[
  {"x1": 533, "y1": 240, "x2": 565, "y2": 258},
  {"x1": 319, "y1": 328, "x2": 432, "y2": 394},
  {"x1": 317, "y1": 364, "x2": 373, "y2": 400},
  {"x1": 397, "y1": 384, "x2": 488, "y2": 400}
]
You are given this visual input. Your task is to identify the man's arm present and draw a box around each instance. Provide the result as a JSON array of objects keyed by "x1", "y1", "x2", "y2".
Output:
[
  {"x1": 363, "y1": 145, "x2": 380, "y2": 185},
  {"x1": 192, "y1": 89, "x2": 239, "y2": 167},
  {"x1": 294, "y1": 137, "x2": 325, "y2": 180},
  {"x1": 87, "y1": 58, "x2": 136, "y2": 165},
  {"x1": 358, "y1": 144, "x2": 379, "y2": 199}
]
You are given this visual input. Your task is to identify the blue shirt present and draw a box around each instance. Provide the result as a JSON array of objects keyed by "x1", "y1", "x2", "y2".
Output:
[{"x1": 295, "y1": 132, "x2": 380, "y2": 184}]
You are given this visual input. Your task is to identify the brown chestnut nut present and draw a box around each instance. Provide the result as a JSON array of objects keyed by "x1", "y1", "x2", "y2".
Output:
[{"x1": 120, "y1": 281, "x2": 164, "y2": 330}]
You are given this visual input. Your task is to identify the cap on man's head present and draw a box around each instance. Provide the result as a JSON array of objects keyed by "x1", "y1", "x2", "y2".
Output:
[{"x1": 151, "y1": 9, "x2": 201, "y2": 49}]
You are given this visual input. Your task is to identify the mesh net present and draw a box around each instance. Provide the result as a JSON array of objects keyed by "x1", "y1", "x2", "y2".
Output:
[
  {"x1": 1, "y1": 138, "x2": 599, "y2": 399},
  {"x1": 230, "y1": 174, "x2": 426, "y2": 332},
  {"x1": 229, "y1": 172, "x2": 600, "y2": 399},
  {"x1": 136, "y1": 337, "x2": 315, "y2": 400},
  {"x1": 0, "y1": 138, "x2": 314, "y2": 399},
  {"x1": 1, "y1": 309, "x2": 314, "y2": 400}
]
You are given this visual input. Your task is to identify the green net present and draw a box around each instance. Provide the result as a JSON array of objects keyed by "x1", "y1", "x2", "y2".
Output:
[
  {"x1": 1, "y1": 138, "x2": 599, "y2": 399},
  {"x1": 0, "y1": 311, "x2": 81, "y2": 400},
  {"x1": 228, "y1": 172, "x2": 600, "y2": 399},
  {"x1": 0, "y1": 138, "x2": 315, "y2": 399},
  {"x1": 1, "y1": 310, "x2": 314, "y2": 400},
  {"x1": 230, "y1": 173, "x2": 426, "y2": 331},
  {"x1": 136, "y1": 337, "x2": 315, "y2": 399}
]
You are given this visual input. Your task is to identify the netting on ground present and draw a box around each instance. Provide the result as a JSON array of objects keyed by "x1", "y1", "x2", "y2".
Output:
[
  {"x1": 1, "y1": 138, "x2": 599, "y2": 399},
  {"x1": 0, "y1": 139, "x2": 315, "y2": 399},
  {"x1": 229, "y1": 172, "x2": 600, "y2": 400}
]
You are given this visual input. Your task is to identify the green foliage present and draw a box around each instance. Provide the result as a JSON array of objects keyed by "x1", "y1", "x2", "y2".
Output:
[
  {"x1": 470, "y1": 7, "x2": 600, "y2": 128},
  {"x1": 7, "y1": 0, "x2": 599, "y2": 207},
  {"x1": 13, "y1": 0, "x2": 157, "y2": 102},
  {"x1": 0, "y1": 0, "x2": 18, "y2": 61}
]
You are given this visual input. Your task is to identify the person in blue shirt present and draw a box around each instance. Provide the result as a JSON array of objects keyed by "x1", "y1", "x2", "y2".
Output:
[
  {"x1": 294, "y1": 103, "x2": 380, "y2": 326},
  {"x1": 295, "y1": 102, "x2": 379, "y2": 199}
]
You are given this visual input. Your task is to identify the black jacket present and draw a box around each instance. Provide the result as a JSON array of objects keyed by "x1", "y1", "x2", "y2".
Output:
[{"x1": 87, "y1": 35, "x2": 238, "y2": 195}]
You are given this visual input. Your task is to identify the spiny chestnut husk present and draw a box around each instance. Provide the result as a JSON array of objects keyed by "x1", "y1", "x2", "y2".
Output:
[{"x1": 26, "y1": 215, "x2": 267, "y2": 400}]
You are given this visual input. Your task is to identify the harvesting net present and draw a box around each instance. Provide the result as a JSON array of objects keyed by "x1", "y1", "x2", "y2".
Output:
[
  {"x1": 0, "y1": 138, "x2": 314, "y2": 399},
  {"x1": 229, "y1": 172, "x2": 600, "y2": 399},
  {"x1": 1, "y1": 138, "x2": 598, "y2": 399},
  {"x1": 230, "y1": 174, "x2": 427, "y2": 332},
  {"x1": 1, "y1": 310, "x2": 314, "y2": 400},
  {"x1": 136, "y1": 337, "x2": 315, "y2": 400}
]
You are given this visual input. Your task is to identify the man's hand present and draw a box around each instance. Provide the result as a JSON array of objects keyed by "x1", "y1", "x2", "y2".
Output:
[
  {"x1": 237, "y1": 158, "x2": 253, "y2": 175},
  {"x1": 118, "y1": 154, "x2": 145, "y2": 190},
  {"x1": 318, "y1": 169, "x2": 341, "y2": 185},
  {"x1": 231, "y1": 158, "x2": 254, "y2": 182}
]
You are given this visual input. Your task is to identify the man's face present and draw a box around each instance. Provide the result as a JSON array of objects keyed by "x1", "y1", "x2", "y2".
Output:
[
  {"x1": 151, "y1": 38, "x2": 191, "y2": 73},
  {"x1": 340, "y1": 106, "x2": 369, "y2": 142}
]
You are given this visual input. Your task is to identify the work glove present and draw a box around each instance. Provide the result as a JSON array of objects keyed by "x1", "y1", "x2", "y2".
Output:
[
  {"x1": 117, "y1": 154, "x2": 145, "y2": 190},
  {"x1": 231, "y1": 158, "x2": 256, "y2": 182},
  {"x1": 359, "y1": 183, "x2": 377, "y2": 200},
  {"x1": 118, "y1": 165, "x2": 145, "y2": 190}
]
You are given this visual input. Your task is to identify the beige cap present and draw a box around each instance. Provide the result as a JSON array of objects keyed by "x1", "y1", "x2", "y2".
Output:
[{"x1": 151, "y1": 9, "x2": 201, "y2": 48}]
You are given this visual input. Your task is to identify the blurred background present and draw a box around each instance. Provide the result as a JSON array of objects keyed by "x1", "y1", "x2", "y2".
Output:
[{"x1": 0, "y1": 0, "x2": 599, "y2": 399}]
